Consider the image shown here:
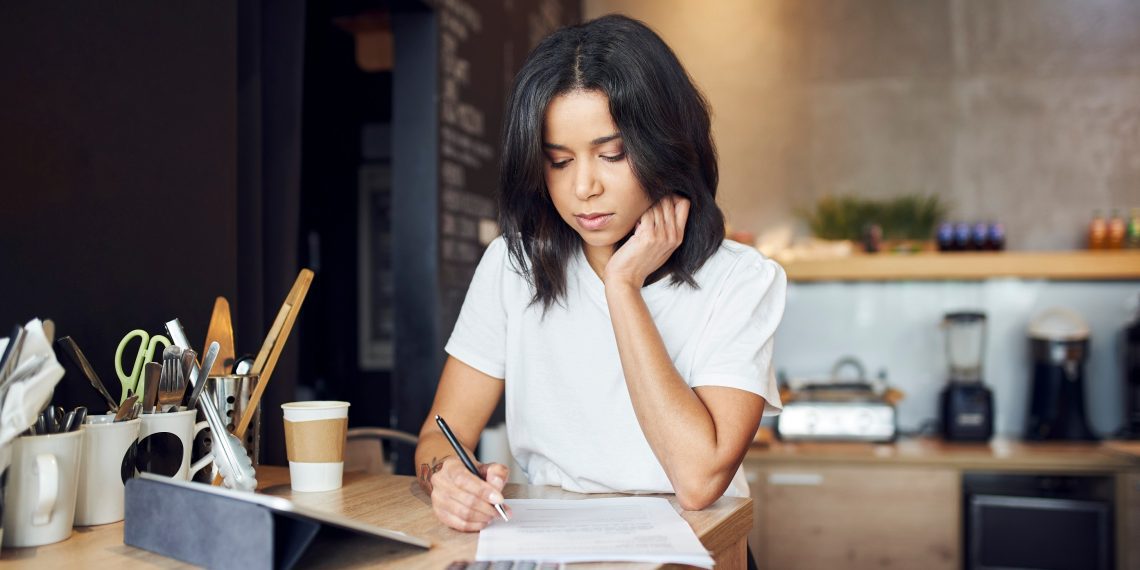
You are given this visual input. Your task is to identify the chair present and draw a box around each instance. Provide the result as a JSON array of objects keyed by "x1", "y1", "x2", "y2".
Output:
[{"x1": 344, "y1": 427, "x2": 419, "y2": 475}]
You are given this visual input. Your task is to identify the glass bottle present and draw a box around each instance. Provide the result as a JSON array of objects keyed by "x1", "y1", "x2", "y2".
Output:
[
  {"x1": 1128, "y1": 208, "x2": 1140, "y2": 249},
  {"x1": 987, "y1": 222, "x2": 1006, "y2": 251},
  {"x1": 1088, "y1": 210, "x2": 1107, "y2": 250},
  {"x1": 1107, "y1": 209, "x2": 1126, "y2": 249}
]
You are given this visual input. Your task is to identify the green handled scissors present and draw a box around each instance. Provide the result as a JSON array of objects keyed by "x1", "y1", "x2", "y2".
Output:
[{"x1": 115, "y1": 329, "x2": 171, "y2": 404}]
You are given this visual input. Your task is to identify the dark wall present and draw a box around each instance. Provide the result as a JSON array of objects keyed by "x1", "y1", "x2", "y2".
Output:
[
  {"x1": 0, "y1": 1, "x2": 306, "y2": 466},
  {"x1": 0, "y1": 2, "x2": 238, "y2": 412}
]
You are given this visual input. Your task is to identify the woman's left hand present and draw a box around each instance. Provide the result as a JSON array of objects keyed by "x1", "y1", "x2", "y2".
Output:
[{"x1": 604, "y1": 195, "x2": 690, "y2": 288}]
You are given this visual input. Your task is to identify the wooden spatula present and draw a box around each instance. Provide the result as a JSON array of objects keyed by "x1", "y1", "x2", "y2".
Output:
[
  {"x1": 214, "y1": 268, "x2": 314, "y2": 485},
  {"x1": 203, "y1": 296, "x2": 236, "y2": 375}
]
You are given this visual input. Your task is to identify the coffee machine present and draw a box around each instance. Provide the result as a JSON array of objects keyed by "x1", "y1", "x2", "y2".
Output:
[
  {"x1": 1025, "y1": 308, "x2": 1097, "y2": 441},
  {"x1": 940, "y1": 312, "x2": 995, "y2": 441},
  {"x1": 1124, "y1": 304, "x2": 1140, "y2": 439}
]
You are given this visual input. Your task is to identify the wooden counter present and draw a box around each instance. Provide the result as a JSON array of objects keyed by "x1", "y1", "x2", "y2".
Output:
[
  {"x1": 1, "y1": 466, "x2": 752, "y2": 569},
  {"x1": 1104, "y1": 440, "x2": 1140, "y2": 460},
  {"x1": 746, "y1": 436, "x2": 1140, "y2": 473}
]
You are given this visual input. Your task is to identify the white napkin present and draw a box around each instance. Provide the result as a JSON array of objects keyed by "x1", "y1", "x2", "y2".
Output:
[{"x1": 0, "y1": 318, "x2": 65, "y2": 448}]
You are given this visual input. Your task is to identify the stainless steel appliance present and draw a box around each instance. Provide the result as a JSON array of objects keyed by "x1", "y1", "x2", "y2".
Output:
[
  {"x1": 776, "y1": 357, "x2": 897, "y2": 443},
  {"x1": 940, "y1": 312, "x2": 994, "y2": 441},
  {"x1": 1025, "y1": 308, "x2": 1096, "y2": 441},
  {"x1": 964, "y1": 473, "x2": 1113, "y2": 570}
]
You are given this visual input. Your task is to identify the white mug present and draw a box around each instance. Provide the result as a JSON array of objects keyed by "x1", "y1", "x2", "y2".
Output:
[
  {"x1": 137, "y1": 409, "x2": 211, "y2": 481},
  {"x1": 2, "y1": 429, "x2": 84, "y2": 547},
  {"x1": 75, "y1": 415, "x2": 141, "y2": 526}
]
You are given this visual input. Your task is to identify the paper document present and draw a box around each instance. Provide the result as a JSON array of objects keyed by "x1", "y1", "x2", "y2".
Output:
[{"x1": 475, "y1": 497, "x2": 714, "y2": 568}]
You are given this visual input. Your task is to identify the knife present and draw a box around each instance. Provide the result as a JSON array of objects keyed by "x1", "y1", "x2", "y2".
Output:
[
  {"x1": 144, "y1": 362, "x2": 161, "y2": 414},
  {"x1": 0, "y1": 325, "x2": 26, "y2": 383},
  {"x1": 186, "y1": 342, "x2": 220, "y2": 410},
  {"x1": 57, "y1": 336, "x2": 120, "y2": 413}
]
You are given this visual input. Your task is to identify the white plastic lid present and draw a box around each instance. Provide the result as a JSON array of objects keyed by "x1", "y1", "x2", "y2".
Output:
[
  {"x1": 281, "y1": 400, "x2": 350, "y2": 422},
  {"x1": 1028, "y1": 307, "x2": 1090, "y2": 341}
]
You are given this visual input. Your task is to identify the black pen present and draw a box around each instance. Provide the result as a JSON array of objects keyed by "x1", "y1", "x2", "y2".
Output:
[{"x1": 435, "y1": 414, "x2": 510, "y2": 522}]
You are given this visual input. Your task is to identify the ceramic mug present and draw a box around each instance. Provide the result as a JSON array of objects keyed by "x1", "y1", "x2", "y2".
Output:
[
  {"x1": 74, "y1": 415, "x2": 141, "y2": 526},
  {"x1": 0, "y1": 444, "x2": 12, "y2": 546},
  {"x1": 1, "y1": 429, "x2": 84, "y2": 547},
  {"x1": 137, "y1": 408, "x2": 211, "y2": 480}
]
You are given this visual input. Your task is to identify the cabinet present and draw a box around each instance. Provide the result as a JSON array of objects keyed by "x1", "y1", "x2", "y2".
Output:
[
  {"x1": 1125, "y1": 472, "x2": 1140, "y2": 570},
  {"x1": 746, "y1": 439, "x2": 1140, "y2": 570},
  {"x1": 748, "y1": 465, "x2": 959, "y2": 570}
]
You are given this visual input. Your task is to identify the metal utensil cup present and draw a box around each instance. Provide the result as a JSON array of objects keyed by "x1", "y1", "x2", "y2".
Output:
[{"x1": 191, "y1": 374, "x2": 261, "y2": 483}]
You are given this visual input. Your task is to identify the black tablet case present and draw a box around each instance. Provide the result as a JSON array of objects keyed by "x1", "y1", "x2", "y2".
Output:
[{"x1": 124, "y1": 477, "x2": 329, "y2": 570}]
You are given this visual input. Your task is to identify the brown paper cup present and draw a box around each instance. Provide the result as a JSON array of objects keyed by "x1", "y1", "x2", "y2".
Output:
[
  {"x1": 284, "y1": 418, "x2": 347, "y2": 462},
  {"x1": 281, "y1": 401, "x2": 350, "y2": 492}
]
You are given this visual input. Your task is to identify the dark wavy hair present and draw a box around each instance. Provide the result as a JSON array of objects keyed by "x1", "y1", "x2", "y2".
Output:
[{"x1": 498, "y1": 14, "x2": 724, "y2": 311}]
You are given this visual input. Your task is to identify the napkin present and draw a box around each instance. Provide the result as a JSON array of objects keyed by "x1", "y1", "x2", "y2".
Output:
[{"x1": 0, "y1": 318, "x2": 65, "y2": 457}]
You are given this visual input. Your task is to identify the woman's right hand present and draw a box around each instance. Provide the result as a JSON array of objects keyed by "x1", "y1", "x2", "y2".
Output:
[{"x1": 429, "y1": 457, "x2": 512, "y2": 532}]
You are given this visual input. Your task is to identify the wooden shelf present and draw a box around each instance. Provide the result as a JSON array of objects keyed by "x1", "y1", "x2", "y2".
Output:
[{"x1": 782, "y1": 250, "x2": 1140, "y2": 282}]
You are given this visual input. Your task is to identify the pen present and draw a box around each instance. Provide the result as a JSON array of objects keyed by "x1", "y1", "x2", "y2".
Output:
[{"x1": 435, "y1": 414, "x2": 510, "y2": 522}]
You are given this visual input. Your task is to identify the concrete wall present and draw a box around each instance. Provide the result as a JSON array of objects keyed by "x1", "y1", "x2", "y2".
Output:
[{"x1": 583, "y1": 0, "x2": 1140, "y2": 250}]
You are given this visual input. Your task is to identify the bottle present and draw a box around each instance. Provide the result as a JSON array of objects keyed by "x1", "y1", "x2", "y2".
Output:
[
  {"x1": 987, "y1": 222, "x2": 1006, "y2": 251},
  {"x1": 954, "y1": 222, "x2": 973, "y2": 251},
  {"x1": 1088, "y1": 210, "x2": 1107, "y2": 250},
  {"x1": 1128, "y1": 208, "x2": 1140, "y2": 249},
  {"x1": 936, "y1": 222, "x2": 955, "y2": 252},
  {"x1": 971, "y1": 222, "x2": 990, "y2": 251},
  {"x1": 1107, "y1": 209, "x2": 1126, "y2": 249}
]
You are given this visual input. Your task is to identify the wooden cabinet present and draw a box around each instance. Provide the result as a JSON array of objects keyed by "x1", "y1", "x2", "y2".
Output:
[
  {"x1": 745, "y1": 440, "x2": 1140, "y2": 569},
  {"x1": 1124, "y1": 472, "x2": 1140, "y2": 570},
  {"x1": 747, "y1": 464, "x2": 959, "y2": 570}
]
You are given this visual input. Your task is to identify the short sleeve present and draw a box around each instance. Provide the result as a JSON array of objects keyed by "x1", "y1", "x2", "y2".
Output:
[
  {"x1": 444, "y1": 237, "x2": 509, "y2": 379},
  {"x1": 690, "y1": 253, "x2": 787, "y2": 414}
]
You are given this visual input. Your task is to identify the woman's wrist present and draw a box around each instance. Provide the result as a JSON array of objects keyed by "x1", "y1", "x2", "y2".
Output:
[
  {"x1": 603, "y1": 272, "x2": 645, "y2": 292},
  {"x1": 417, "y1": 454, "x2": 451, "y2": 494}
]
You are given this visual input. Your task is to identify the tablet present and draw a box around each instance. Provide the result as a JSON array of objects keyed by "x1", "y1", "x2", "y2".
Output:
[{"x1": 136, "y1": 472, "x2": 431, "y2": 549}]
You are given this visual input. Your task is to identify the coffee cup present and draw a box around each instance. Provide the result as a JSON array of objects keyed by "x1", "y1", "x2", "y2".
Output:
[
  {"x1": 282, "y1": 401, "x2": 349, "y2": 492},
  {"x1": 75, "y1": 414, "x2": 141, "y2": 526},
  {"x1": 2, "y1": 430, "x2": 84, "y2": 547},
  {"x1": 137, "y1": 408, "x2": 211, "y2": 480}
]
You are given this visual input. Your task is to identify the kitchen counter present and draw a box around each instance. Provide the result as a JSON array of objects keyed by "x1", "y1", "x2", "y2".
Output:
[
  {"x1": 745, "y1": 436, "x2": 1140, "y2": 569},
  {"x1": 746, "y1": 436, "x2": 1140, "y2": 473},
  {"x1": 1104, "y1": 440, "x2": 1140, "y2": 460}
]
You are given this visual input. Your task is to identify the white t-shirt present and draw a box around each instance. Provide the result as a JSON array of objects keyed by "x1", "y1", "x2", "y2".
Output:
[{"x1": 444, "y1": 236, "x2": 786, "y2": 498}]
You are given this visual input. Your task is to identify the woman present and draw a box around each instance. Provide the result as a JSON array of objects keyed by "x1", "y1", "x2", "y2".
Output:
[{"x1": 415, "y1": 14, "x2": 786, "y2": 532}]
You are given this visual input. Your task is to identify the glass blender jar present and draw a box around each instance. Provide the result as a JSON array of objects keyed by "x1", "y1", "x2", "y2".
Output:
[
  {"x1": 940, "y1": 312, "x2": 994, "y2": 441},
  {"x1": 945, "y1": 312, "x2": 986, "y2": 382}
]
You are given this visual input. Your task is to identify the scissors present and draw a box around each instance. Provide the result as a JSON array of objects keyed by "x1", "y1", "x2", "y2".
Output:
[{"x1": 115, "y1": 329, "x2": 171, "y2": 404}]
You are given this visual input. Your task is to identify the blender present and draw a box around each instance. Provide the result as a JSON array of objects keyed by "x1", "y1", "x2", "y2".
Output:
[{"x1": 939, "y1": 311, "x2": 994, "y2": 441}]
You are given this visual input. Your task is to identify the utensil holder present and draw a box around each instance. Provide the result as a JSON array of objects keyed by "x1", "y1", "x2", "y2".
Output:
[{"x1": 192, "y1": 374, "x2": 260, "y2": 483}]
